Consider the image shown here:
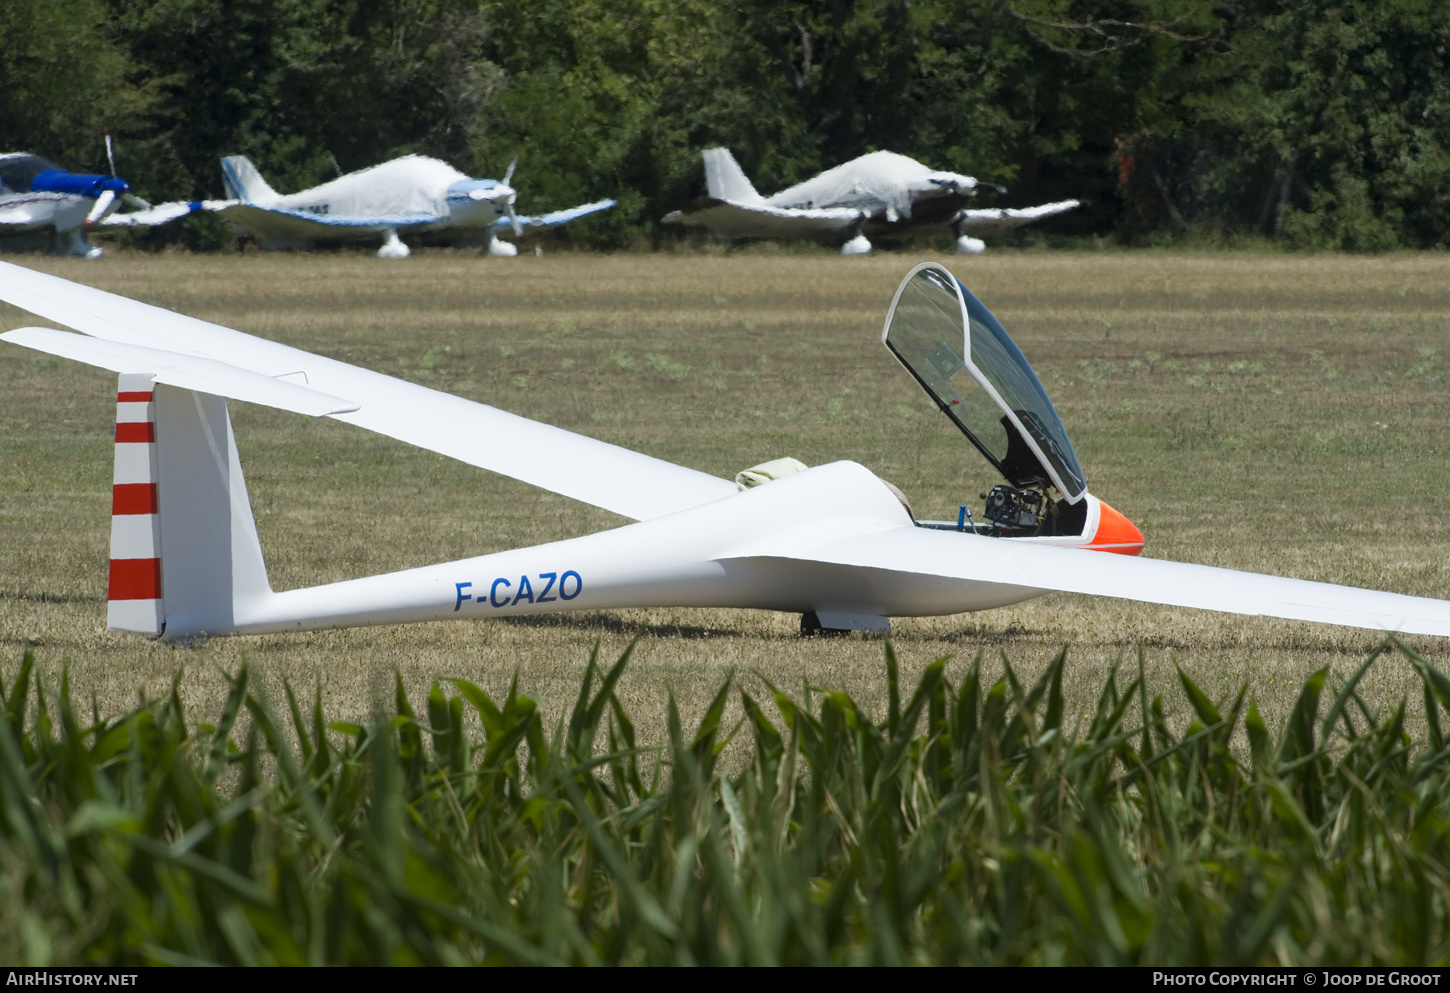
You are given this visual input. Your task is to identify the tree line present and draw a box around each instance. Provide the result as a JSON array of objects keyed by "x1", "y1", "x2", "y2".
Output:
[{"x1": 3, "y1": 0, "x2": 1448, "y2": 250}]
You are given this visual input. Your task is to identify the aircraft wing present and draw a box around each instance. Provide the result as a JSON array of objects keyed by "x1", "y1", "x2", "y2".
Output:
[
  {"x1": 507, "y1": 199, "x2": 617, "y2": 231},
  {"x1": 662, "y1": 198, "x2": 861, "y2": 240},
  {"x1": 957, "y1": 200, "x2": 1080, "y2": 234},
  {"x1": 207, "y1": 202, "x2": 442, "y2": 240},
  {"x1": 97, "y1": 201, "x2": 203, "y2": 228},
  {"x1": 0, "y1": 261, "x2": 736, "y2": 521},
  {"x1": 762, "y1": 524, "x2": 1450, "y2": 637}
]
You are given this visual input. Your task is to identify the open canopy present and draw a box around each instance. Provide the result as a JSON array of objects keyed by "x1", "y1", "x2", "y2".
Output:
[{"x1": 882, "y1": 262, "x2": 1086, "y2": 501}]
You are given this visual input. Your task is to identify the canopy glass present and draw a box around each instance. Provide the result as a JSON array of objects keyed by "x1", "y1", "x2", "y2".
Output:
[{"x1": 882, "y1": 263, "x2": 1086, "y2": 501}]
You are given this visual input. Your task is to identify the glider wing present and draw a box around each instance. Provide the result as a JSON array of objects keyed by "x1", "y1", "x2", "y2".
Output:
[
  {"x1": 2, "y1": 327, "x2": 359, "y2": 416},
  {"x1": 767, "y1": 524, "x2": 1450, "y2": 637},
  {"x1": 0, "y1": 261, "x2": 736, "y2": 521}
]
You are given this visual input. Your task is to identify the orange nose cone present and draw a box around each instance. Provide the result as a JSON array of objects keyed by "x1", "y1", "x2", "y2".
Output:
[{"x1": 1089, "y1": 499, "x2": 1145, "y2": 556}]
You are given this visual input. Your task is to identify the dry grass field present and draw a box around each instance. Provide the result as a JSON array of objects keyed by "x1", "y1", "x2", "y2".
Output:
[{"x1": 2, "y1": 247, "x2": 1448, "y2": 746}]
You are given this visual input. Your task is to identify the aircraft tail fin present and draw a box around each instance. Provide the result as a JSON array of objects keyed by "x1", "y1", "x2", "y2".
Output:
[
  {"x1": 220, "y1": 155, "x2": 278, "y2": 203},
  {"x1": 107, "y1": 372, "x2": 273, "y2": 640},
  {"x1": 702, "y1": 148, "x2": 763, "y2": 204}
]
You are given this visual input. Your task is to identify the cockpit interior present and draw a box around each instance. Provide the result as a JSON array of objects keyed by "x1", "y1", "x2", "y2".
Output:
[{"x1": 882, "y1": 263, "x2": 1090, "y2": 540}]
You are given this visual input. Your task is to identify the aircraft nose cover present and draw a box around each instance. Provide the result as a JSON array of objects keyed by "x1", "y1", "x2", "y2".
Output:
[
  {"x1": 32, "y1": 171, "x2": 130, "y2": 197},
  {"x1": 1088, "y1": 500, "x2": 1145, "y2": 555}
]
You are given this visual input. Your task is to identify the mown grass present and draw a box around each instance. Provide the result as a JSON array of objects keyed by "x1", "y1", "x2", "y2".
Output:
[
  {"x1": 1, "y1": 250, "x2": 1448, "y2": 745},
  {"x1": 5, "y1": 636, "x2": 1450, "y2": 965}
]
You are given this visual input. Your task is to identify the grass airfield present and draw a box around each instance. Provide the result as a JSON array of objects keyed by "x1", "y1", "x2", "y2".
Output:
[{"x1": 2, "y1": 247, "x2": 1448, "y2": 744}]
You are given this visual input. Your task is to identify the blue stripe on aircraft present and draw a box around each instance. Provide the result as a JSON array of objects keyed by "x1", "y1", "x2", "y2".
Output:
[{"x1": 265, "y1": 207, "x2": 442, "y2": 227}]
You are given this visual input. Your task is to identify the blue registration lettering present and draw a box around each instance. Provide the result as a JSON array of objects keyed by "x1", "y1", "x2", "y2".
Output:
[
  {"x1": 489, "y1": 577, "x2": 512, "y2": 607},
  {"x1": 559, "y1": 570, "x2": 583, "y2": 600},
  {"x1": 454, "y1": 581, "x2": 473, "y2": 611},
  {"x1": 536, "y1": 572, "x2": 558, "y2": 602},
  {"x1": 512, "y1": 574, "x2": 535, "y2": 605}
]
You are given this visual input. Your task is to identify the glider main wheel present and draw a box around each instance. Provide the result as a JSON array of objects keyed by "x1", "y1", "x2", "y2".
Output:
[{"x1": 799, "y1": 611, "x2": 849, "y2": 637}]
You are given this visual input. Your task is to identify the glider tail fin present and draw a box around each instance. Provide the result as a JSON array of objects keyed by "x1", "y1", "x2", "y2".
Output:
[
  {"x1": 702, "y1": 148, "x2": 763, "y2": 204},
  {"x1": 107, "y1": 373, "x2": 272, "y2": 640},
  {"x1": 220, "y1": 155, "x2": 278, "y2": 203}
]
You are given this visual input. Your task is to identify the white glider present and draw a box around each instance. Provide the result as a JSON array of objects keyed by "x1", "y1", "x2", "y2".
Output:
[
  {"x1": 662, "y1": 148, "x2": 1080, "y2": 256},
  {"x1": 1, "y1": 259, "x2": 1448, "y2": 643},
  {"x1": 177, "y1": 154, "x2": 615, "y2": 258}
]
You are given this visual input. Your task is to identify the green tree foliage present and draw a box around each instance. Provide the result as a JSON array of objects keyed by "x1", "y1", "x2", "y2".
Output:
[
  {"x1": 5, "y1": 0, "x2": 1448, "y2": 248},
  {"x1": 0, "y1": 0, "x2": 145, "y2": 172},
  {"x1": 1215, "y1": 0, "x2": 1450, "y2": 249},
  {"x1": 107, "y1": 0, "x2": 499, "y2": 199}
]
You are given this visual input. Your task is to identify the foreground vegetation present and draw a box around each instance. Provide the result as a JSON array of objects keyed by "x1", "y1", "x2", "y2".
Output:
[{"x1": 5, "y1": 636, "x2": 1450, "y2": 965}]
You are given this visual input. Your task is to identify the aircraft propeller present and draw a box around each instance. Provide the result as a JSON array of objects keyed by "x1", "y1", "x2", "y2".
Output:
[
  {"x1": 502, "y1": 157, "x2": 522, "y2": 236},
  {"x1": 84, "y1": 189, "x2": 117, "y2": 226},
  {"x1": 101, "y1": 131, "x2": 152, "y2": 215}
]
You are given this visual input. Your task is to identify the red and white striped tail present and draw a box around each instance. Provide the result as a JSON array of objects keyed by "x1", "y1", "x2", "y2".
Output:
[{"x1": 108, "y1": 372, "x2": 163, "y2": 635}]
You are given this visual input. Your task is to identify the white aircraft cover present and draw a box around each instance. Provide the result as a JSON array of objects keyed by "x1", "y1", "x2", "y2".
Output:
[
  {"x1": 0, "y1": 261, "x2": 736, "y2": 521},
  {"x1": 765, "y1": 150, "x2": 976, "y2": 221},
  {"x1": 261, "y1": 155, "x2": 465, "y2": 219},
  {"x1": 776, "y1": 525, "x2": 1450, "y2": 637}
]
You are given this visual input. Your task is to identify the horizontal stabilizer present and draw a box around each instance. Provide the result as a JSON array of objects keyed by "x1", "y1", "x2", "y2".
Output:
[
  {"x1": 785, "y1": 526, "x2": 1450, "y2": 637},
  {"x1": 1, "y1": 327, "x2": 359, "y2": 416}
]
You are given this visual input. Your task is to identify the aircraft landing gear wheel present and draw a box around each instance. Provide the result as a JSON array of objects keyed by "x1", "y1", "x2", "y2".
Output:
[{"x1": 800, "y1": 611, "x2": 847, "y2": 637}]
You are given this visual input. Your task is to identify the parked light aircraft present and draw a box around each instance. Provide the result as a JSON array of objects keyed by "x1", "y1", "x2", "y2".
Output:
[
  {"x1": 663, "y1": 148, "x2": 1081, "y2": 256},
  {"x1": 0, "y1": 140, "x2": 197, "y2": 259},
  {"x1": 183, "y1": 154, "x2": 615, "y2": 258},
  {"x1": 2, "y1": 260, "x2": 1449, "y2": 642}
]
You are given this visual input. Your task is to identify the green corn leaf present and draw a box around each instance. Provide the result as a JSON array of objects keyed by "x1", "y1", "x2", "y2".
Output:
[
  {"x1": 1246, "y1": 698, "x2": 1271, "y2": 767},
  {"x1": 1320, "y1": 643, "x2": 1386, "y2": 745},
  {"x1": 1175, "y1": 663, "x2": 1222, "y2": 727},
  {"x1": 284, "y1": 679, "x2": 312, "y2": 763}
]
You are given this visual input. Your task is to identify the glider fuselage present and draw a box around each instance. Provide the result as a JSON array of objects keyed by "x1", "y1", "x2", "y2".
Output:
[{"x1": 195, "y1": 460, "x2": 1095, "y2": 641}]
